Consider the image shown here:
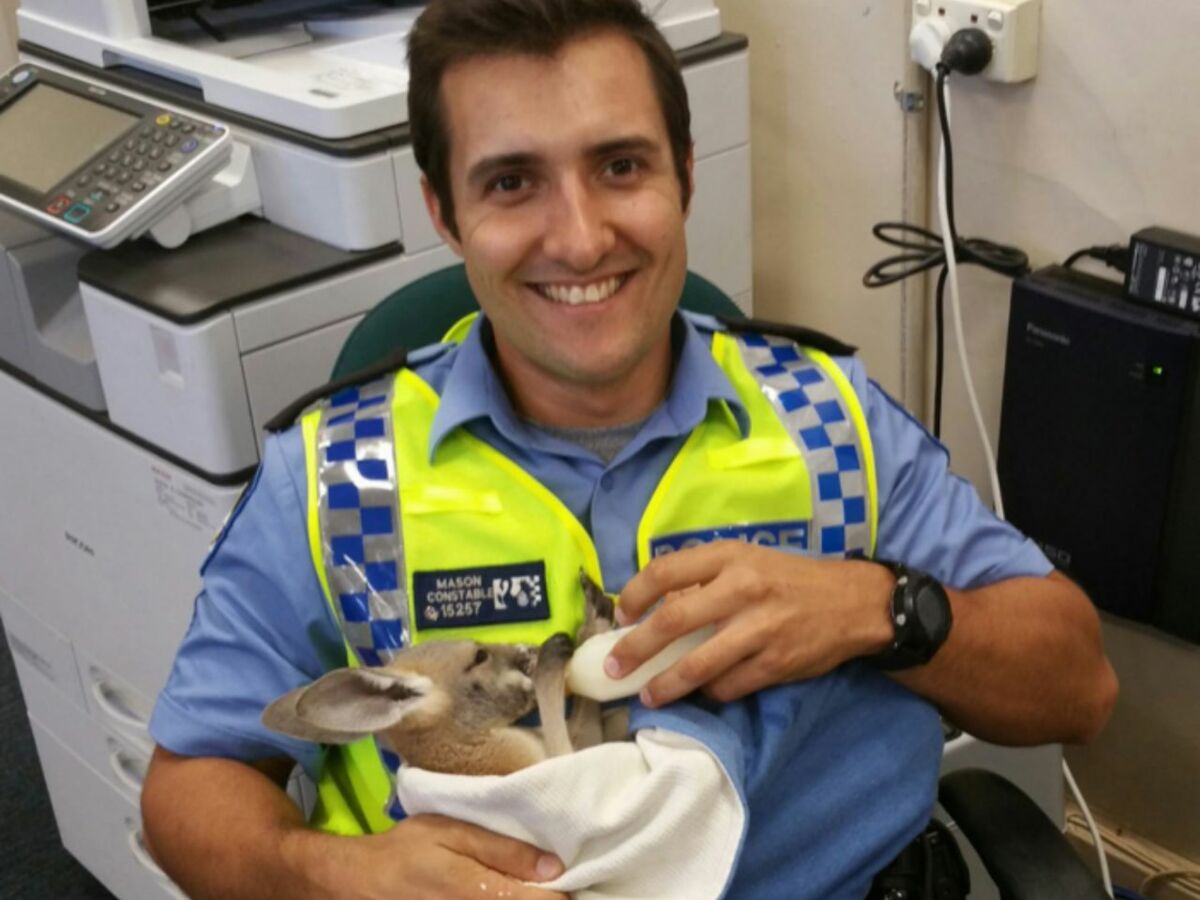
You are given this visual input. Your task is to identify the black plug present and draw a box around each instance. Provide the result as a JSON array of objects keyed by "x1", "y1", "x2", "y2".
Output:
[{"x1": 938, "y1": 27, "x2": 993, "y2": 76}]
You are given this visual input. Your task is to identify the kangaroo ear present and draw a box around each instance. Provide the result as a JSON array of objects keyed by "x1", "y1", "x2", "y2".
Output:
[
  {"x1": 262, "y1": 669, "x2": 434, "y2": 745},
  {"x1": 579, "y1": 568, "x2": 615, "y2": 634}
]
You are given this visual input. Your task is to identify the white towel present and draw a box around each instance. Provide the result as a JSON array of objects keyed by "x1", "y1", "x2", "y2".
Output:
[{"x1": 394, "y1": 728, "x2": 746, "y2": 899}]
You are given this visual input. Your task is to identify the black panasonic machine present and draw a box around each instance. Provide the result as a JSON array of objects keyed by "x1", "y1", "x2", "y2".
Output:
[{"x1": 998, "y1": 265, "x2": 1200, "y2": 644}]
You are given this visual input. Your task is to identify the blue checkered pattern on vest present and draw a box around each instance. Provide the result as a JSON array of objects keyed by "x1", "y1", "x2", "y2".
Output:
[
  {"x1": 733, "y1": 333, "x2": 870, "y2": 558},
  {"x1": 316, "y1": 377, "x2": 412, "y2": 668}
]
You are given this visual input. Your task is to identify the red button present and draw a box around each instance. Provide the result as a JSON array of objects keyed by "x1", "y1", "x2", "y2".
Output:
[{"x1": 46, "y1": 195, "x2": 71, "y2": 215}]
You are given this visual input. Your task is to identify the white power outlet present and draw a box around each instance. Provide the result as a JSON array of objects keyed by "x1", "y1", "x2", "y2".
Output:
[{"x1": 912, "y1": 0, "x2": 1041, "y2": 83}]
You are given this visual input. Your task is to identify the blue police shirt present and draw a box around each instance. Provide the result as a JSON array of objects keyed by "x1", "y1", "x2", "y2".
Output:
[{"x1": 150, "y1": 311, "x2": 1051, "y2": 776}]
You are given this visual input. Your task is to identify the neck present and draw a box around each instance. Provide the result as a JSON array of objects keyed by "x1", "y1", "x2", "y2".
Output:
[{"x1": 493, "y1": 338, "x2": 673, "y2": 429}]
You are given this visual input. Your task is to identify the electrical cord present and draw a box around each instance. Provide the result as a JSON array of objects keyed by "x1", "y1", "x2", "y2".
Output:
[
  {"x1": 890, "y1": 27, "x2": 1116, "y2": 895},
  {"x1": 863, "y1": 71, "x2": 1029, "y2": 438},
  {"x1": 932, "y1": 64, "x2": 1115, "y2": 900},
  {"x1": 1063, "y1": 758, "x2": 1113, "y2": 895},
  {"x1": 1063, "y1": 243, "x2": 1131, "y2": 273},
  {"x1": 1140, "y1": 868, "x2": 1200, "y2": 897},
  {"x1": 931, "y1": 68, "x2": 1006, "y2": 519}
]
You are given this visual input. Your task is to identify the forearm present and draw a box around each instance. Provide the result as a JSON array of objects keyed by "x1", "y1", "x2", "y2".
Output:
[
  {"x1": 141, "y1": 747, "x2": 343, "y2": 900},
  {"x1": 610, "y1": 544, "x2": 1117, "y2": 745},
  {"x1": 889, "y1": 571, "x2": 1118, "y2": 745}
]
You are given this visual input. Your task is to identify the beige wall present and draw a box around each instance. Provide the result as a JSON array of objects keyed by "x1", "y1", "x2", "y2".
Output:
[
  {"x1": 0, "y1": 0, "x2": 17, "y2": 69},
  {"x1": 720, "y1": 0, "x2": 1200, "y2": 862},
  {"x1": 716, "y1": 0, "x2": 928, "y2": 407}
]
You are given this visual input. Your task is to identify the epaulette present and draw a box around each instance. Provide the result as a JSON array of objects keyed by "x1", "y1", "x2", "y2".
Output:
[
  {"x1": 264, "y1": 347, "x2": 409, "y2": 433},
  {"x1": 717, "y1": 316, "x2": 858, "y2": 357}
]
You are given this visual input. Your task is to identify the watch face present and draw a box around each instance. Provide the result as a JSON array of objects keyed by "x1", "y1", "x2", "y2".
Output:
[{"x1": 914, "y1": 582, "x2": 952, "y2": 643}]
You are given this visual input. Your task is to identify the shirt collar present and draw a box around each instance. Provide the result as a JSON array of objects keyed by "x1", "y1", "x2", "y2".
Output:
[{"x1": 427, "y1": 312, "x2": 749, "y2": 460}]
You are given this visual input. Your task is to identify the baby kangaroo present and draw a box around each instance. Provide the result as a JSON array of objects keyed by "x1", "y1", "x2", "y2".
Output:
[{"x1": 261, "y1": 571, "x2": 622, "y2": 776}]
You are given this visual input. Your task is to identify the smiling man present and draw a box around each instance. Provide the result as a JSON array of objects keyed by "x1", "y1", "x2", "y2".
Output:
[
  {"x1": 140, "y1": 1, "x2": 1117, "y2": 898},
  {"x1": 420, "y1": 14, "x2": 688, "y2": 429}
]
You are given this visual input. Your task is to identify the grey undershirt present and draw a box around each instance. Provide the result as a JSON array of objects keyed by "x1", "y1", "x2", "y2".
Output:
[{"x1": 527, "y1": 415, "x2": 652, "y2": 465}]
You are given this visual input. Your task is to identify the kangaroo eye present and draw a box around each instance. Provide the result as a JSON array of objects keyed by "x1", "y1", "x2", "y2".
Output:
[{"x1": 465, "y1": 648, "x2": 489, "y2": 671}]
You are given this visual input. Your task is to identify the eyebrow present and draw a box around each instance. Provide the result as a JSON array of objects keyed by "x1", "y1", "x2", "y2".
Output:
[
  {"x1": 586, "y1": 136, "x2": 661, "y2": 160},
  {"x1": 465, "y1": 135, "x2": 664, "y2": 189}
]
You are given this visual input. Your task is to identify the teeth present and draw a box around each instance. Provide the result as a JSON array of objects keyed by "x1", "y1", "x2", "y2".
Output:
[{"x1": 537, "y1": 275, "x2": 623, "y2": 305}]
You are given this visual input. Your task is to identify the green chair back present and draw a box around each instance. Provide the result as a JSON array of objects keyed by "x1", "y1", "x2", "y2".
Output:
[{"x1": 331, "y1": 264, "x2": 744, "y2": 379}]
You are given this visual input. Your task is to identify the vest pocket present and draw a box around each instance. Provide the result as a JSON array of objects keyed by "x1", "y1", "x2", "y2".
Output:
[
  {"x1": 401, "y1": 484, "x2": 503, "y2": 515},
  {"x1": 706, "y1": 436, "x2": 802, "y2": 470}
]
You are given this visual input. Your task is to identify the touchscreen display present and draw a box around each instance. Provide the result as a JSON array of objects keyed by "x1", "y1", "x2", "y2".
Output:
[{"x1": 0, "y1": 83, "x2": 139, "y2": 195}]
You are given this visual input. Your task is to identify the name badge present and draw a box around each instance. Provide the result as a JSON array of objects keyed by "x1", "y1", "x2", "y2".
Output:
[
  {"x1": 413, "y1": 561, "x2": 549, "y2": 631},
  {"x1": 650, "y1": 520, "x2": 810, "y2": 557}
]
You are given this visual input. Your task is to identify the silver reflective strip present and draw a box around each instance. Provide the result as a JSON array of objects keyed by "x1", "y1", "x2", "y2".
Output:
[
  {"x1": 315, "y1": 374, "x2": 410, "y2": 665},
  {"x1": 733, "y1": 334, "x2": 871, "y2": 557}
]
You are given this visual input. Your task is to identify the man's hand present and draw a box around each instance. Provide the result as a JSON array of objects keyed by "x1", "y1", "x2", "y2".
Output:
[
  {"x1": 604, "y1": 541, "x2": 894, "y2": 706},
  {"x1": 295, "y1": 814, "x2": 568, "y2": 900},
  {"x1": 142, "y1": 748, "x2": 568, "y2": 900},
  {"x1": 602, "y1": 543, "x2": 1118, "y2": 746}
]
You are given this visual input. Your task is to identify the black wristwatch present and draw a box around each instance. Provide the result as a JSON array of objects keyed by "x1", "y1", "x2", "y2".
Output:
[{"x1": 867, "y1": 560, "x2": 952, "y2": 671}]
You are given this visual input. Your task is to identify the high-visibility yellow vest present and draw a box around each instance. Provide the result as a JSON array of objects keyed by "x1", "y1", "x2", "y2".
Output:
[{"x1": 299, "y1": 321, "x2": 877, "y2": 834}]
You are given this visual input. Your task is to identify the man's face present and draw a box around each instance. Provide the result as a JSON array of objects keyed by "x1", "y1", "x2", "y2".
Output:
[{"x1": 423, "y1": 30, "x2": 692, "y2": 423}]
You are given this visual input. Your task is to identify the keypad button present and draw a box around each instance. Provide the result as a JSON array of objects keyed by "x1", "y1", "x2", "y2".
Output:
[
  {"x1": 157, "y1": 161, "x2": 172, "y2": 172},
  {"x1": 180, "y1": 138, "x2": 199, "y2": 154},
  {"x1": 149, "y1": 147, "x2": 163, "y2": 160},
  {"x1": 140, "y1": 126, "x2": 153, "y2": 138},
  {"x1": 107, "y1": 151, "x2": 121, "y2": 163},
  {"x1": 155, "y1": 113, "x2": 171, "y2": 126},
  {"x1": 131, "y1": 182, "x2": 146, "y2": 193},
  {"x1": 116, "y1": 172, "x2": 131, "y2": 184},
  {"x1": 64, "y1": 203, "x2": 91, "y2": 224},
  {"x1": 75, "y1": 175, "x2": 90, "y2": 187},
  {"x1": 152, "y1": 131, "x2": 165, "y2": 143},
  {"x1": 181, "y1": 123, "x2": 195, "y2": 134},
  {"x1": 124, "y1": 139, "x2": 136, "y2": 150},
  {"x1": 132, "y1": 160, "x2": 147, "y2": 172},
  {"x1": 137, "y1": 141, "x2": 150, "y2": 154},
  {"x1": 106, "y1": 202, "x2": 120, "y2": 213},
  {"x1": 121, "y1": 154, "x2": 135, "y2": 167},
  {"x1": 165, "y1": 134, "x2": 179, "y2": 147},
  {"x1": 169, "y1": 119, "x2": 182, "y2": 130}
]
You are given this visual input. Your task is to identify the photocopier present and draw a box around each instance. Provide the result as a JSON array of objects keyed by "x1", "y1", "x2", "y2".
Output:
[{"x1": 0, "y1": 3, "x2": 1057, "y2": 898}]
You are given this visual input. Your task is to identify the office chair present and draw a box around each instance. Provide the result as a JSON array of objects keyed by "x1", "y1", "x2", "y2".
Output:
[{"x1": 330, "y1": 265, "x2": 1111, "y2": 900}]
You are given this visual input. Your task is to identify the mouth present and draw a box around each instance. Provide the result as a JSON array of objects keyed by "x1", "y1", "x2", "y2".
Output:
[{"x1": 528, "y1": 272, "x2": 631, "y2": 306}]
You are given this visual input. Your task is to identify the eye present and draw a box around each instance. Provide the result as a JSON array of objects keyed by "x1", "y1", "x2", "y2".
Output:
[
  {"x1": 465, "y1": 647, "x2": 489, "y2": 672},
  {"x1": 488, "y1": 173, "x2": 528, "y2": 194},
  {"x1": 605, "y1": 157, "x2": 641, "y2": 179}
]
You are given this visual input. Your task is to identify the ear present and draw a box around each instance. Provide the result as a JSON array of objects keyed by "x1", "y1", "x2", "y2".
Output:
[
  {"x1": 578, "y1": 569, "x2": 614, "y2": 635},
  {"x1": 420, "y1": 175, "x2": 464, "y2": 256},
  {"x1": 261, "y1": 668, "x2": 435, "y2": 745}
]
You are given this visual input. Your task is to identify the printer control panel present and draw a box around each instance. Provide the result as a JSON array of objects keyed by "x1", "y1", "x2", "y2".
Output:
[{"x1": 0, "y1": 64, "x2": 232, "y2": 248}]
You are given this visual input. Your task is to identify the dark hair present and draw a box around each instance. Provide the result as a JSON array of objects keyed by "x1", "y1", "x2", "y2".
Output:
[{"x1": 407, "y1": 0, "x2": 693, "y2": 239}]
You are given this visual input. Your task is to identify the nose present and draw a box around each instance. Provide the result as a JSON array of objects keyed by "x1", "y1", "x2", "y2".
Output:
[{"x1": 542, "y1": 175, "x2": 615, "y2": 272}]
